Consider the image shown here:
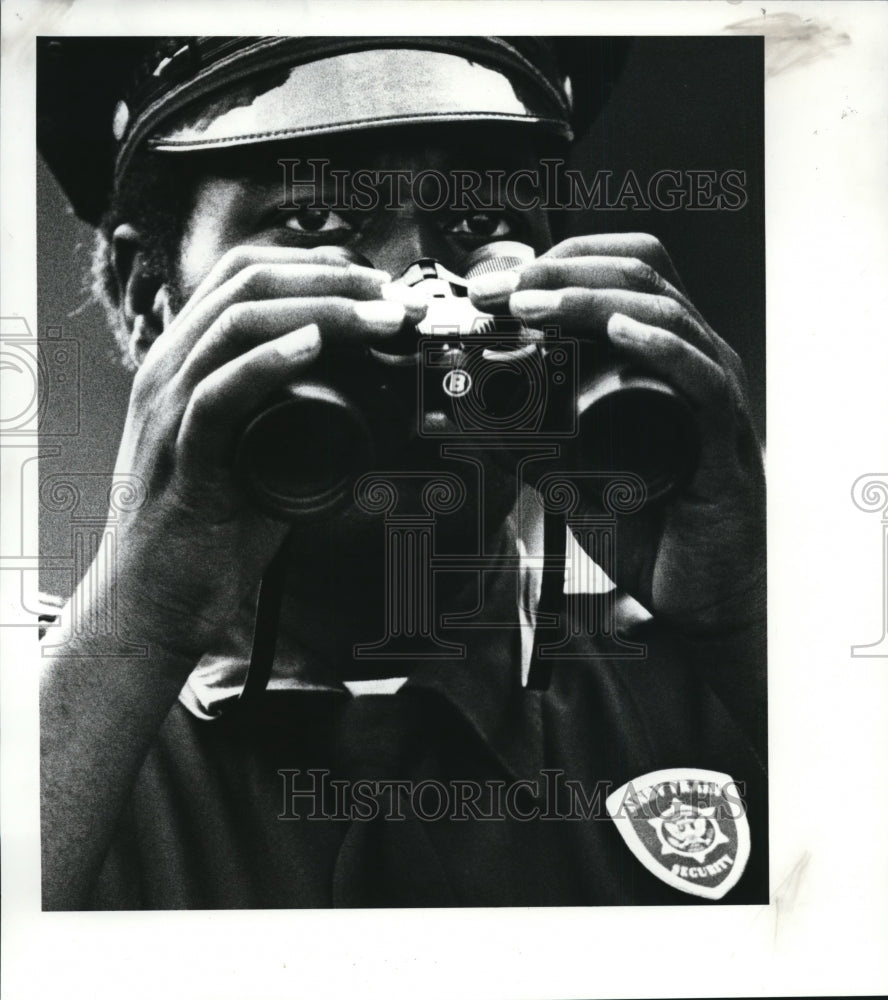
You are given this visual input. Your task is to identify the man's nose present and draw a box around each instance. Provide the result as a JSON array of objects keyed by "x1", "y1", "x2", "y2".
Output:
[{"x1": 356, "y1": 211, "x2": 455, "y2": 279}]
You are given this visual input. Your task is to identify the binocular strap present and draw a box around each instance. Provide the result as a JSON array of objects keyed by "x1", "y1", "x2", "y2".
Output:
[
  {"x1": 525, "y1": 507, "x2": 567, "y2": 691},
  {"x1": 239, "y1": 508, "x2": 569, "y2": 705},
  {"x1": 238, "y1": 546, "x2": 289, "y2": 710}
]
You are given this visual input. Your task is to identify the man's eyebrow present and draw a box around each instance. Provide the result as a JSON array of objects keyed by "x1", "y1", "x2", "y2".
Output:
[
  {"x1": 268, "y1": 163, "x2": 391, "y2": 211},
  {"x1": 216, "y1": 169, "x2": 335, "y2": 211},
  {"x1": 233, "y1": 157, "x2": 546, "y2": 213}
]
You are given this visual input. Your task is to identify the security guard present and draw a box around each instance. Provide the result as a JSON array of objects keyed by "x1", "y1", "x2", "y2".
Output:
[{"x1": 37, "y1": 37, "x2": 767, "y2": 909}]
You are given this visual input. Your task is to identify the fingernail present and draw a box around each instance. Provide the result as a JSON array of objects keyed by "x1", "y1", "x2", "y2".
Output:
[
  {"x1": 509, "y1": 289, "x2": 563, "y2": 318},
  {"x1": 275, "y1": 323, "x2": 321, "y2": 359},
  {"x1": 607, "y1": 312, "x2": 648, "y2": 342},
  {"x1": 468, "y1": 269, "x2": 521, "y2": 301},
  {"x1": 353, "y1": 299, "x2": 407, "y2": 331},
  {"x1": 380, "y1": 282, "x2": 429, "y2": 319}
]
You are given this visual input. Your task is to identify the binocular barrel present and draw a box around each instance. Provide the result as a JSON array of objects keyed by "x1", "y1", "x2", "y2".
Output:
[{"x1": 235, "y1": 242, "x2": 700, "y2": 521}]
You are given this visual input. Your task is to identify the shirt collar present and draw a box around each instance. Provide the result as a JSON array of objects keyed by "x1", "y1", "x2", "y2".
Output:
[
  {"x1": 177, "y1": 520, "x2": 618, "y2": 781},
  {"x1": 400, "y1": 553, "x2": 545, "y2": 780}
]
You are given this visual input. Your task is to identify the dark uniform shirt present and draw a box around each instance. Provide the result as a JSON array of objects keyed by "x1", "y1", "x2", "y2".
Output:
[{"x1": 85, "y1": 564, "x2": 767, "y2": 909}]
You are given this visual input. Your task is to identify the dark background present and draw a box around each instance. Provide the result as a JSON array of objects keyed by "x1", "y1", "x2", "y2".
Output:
[{"x1": 38, "y1": 36, "x2": 764, "y2": 595}]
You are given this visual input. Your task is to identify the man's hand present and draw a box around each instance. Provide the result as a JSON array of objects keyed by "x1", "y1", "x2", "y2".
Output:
[
  {"x1": 108, "y1": 245, "x2": 425, "y2": 657},
  {"x1": 43, "y1": 245, "x2": 432, "y2": 908},
  {"x1": 468, "y1": 233, "x2": 765, "y2": 636}
]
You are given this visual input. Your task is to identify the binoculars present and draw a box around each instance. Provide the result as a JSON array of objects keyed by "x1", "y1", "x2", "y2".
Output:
[{"x1": 235, "y1": 241, "x2": 700, "y2": 520}]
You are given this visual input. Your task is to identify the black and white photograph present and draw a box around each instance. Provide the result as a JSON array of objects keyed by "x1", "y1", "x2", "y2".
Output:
[
  {"x1": 35, "y1": 30, "x2": 767, "y2": 911},
  {"x1": 2, "y1": 1, "x2": 886, "y2": 998}
]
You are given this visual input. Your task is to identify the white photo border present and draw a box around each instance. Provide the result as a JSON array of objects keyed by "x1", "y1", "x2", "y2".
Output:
[{"x1": 2, "y1": 2, "x2": 887, "y2": 998}]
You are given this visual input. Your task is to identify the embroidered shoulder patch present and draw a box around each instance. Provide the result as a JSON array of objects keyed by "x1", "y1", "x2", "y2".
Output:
[{"x1": 606, "y1": 768, "x2": 751, "y2": 900}]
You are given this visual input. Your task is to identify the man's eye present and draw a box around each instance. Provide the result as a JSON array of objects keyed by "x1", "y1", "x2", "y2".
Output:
[
  {"x1": 447, "y1": 212, "x2": 514, "y2": 239},
  {"x1": 284, "y1": 207, "x2": 354, "y2": 234}
]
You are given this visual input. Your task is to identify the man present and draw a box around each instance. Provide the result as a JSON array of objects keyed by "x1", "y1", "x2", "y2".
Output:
[{"x1": 37, "y1": 36, "x2": 766, "y2": 909}]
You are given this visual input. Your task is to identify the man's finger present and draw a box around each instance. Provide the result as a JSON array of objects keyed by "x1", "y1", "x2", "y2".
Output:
[
  {"x1": 146, "y1": 261, "x2": 401, "y2": 378},
  {"x1": 605, "y1": 312, "x2": 729, "y2": 410},
  {"x1": 173, "y1": 295, "x2": 416, "y2": 393},
  {"x1": 506, "y1": 286, "x2": 720, "y2": 362},
  {"x1": 174, "y1": 246, "x2": 388, "y2": 329},
  {"x1": 469, "y1": 255, "x2": 699, "y2": 324},
  {"x1": 175, "y1": 323, "x2": 323, "y2": 478},
  {"x1": 539, "y1": 233, "x2": 687, "y2": 294}
]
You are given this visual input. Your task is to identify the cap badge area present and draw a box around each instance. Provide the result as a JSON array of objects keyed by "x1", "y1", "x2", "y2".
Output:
[{"x1": 606, "y1": 768, "x2": 751, "y2": 900}]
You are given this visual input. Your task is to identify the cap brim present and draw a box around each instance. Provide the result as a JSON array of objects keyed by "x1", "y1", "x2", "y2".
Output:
[
  {"x1": 38, "y1": 37, "x2": 631, "y2": 225},
  {"x1": 146, "y1": 47, "x2": 573, "y2": 153}
]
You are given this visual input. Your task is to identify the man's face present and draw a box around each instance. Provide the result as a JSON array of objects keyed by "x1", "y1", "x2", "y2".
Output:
[
  {"x1": 175, "y1": 125, "x2": 554, "y2": 296},
  {"x1": 160, "y1": 126, "x2": 557, "y2": 592}
]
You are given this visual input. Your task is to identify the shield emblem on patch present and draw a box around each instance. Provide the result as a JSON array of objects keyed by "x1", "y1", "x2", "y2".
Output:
[{"x1": 606, "y1": 768, "x2": 751, "y2": 900}]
